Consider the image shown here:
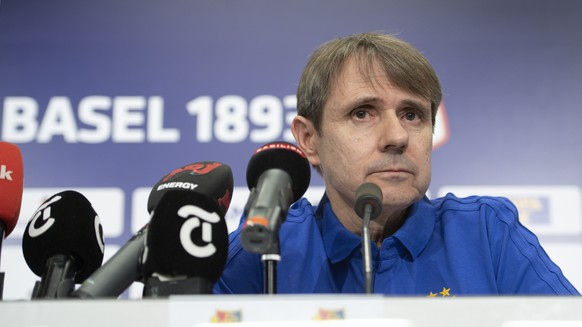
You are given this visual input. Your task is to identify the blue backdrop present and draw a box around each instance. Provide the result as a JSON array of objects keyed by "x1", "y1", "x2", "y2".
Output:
[{"x1": 1, "y1": 0, "x2": 581, "y2": 299}]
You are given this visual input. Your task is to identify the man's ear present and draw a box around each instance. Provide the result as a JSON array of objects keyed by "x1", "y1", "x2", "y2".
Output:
[{"x1": 291, "y1": 115, "x2": 320, "y2": 167}]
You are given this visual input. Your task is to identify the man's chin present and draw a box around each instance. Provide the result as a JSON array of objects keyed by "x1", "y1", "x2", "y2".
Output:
[{"x1": 380, "y1": 187, "x2": 425, "y2": 207}]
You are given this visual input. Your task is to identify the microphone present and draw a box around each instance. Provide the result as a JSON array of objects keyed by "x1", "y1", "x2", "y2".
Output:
[
  {"x1": 0, "y1": 142, "x2": 24, "y2": 238},
  {"x1": 241, "y1": 142, "x2": 311, "y2": 254},
  {"x1": 22, "y1": 190, "x2": 104, "y2": 299},
  {"x1": 0, "y1": 142, "x2": 24, "y2": 299},
  {"x1": 141, "y1": 189, "x2": 230, "y2": 297},
  {"x1": 70, "y1": 224, "x2": 147, "y2": 299},
  {"x1": 354, "y1": 182, "x2": 383, "y2": 294},
  {"x1": 72, "y1": 161, "x2": 233, "y2": 299},
  {"x1": 147, "y1": 161, "x2": 232, "y2": 217}
]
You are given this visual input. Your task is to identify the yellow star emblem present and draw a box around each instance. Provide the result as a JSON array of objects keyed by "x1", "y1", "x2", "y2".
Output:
[
  {"x1": 427, "y1": 292, "x2": 438, "y2": 297},
  {"x1": 439, "y1": 287, "x2": 451, "y2": 297}
]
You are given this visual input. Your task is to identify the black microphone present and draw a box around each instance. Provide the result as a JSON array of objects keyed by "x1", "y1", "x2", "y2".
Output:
[
  {"x1": 147, "y1": 161, "x2": 232, "y2": 217},
  {"x1": 72, "y1": 161, "x2": 233, "y2": 299},
  {"x1": 241, "y1": 142, "x2": 311, "y2": 254},
  {"x1": 354, "y1": 182, "x2": 383, "y2": 294},
  {"x1": 22, "y1": 190, "x2": 104, "y2": 299},
  {"x1": 141, "y1": 188, "x2": 230, "y2": 297}
]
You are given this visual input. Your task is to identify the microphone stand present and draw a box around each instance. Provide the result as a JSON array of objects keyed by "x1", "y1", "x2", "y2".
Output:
[
  {"x1": 261, "y1": 239, "x2": 280, "y2": 294},
  {"x1": 32, "y1": 254, "x2": 78, "y2": 299},
  {"x1": 0, "y1": 223, "x2": 5, "y2": 300},
  {"x1": 361, "y1": 204, "x2": 374, "y2": 294},
  {"x1": 142, "y1": 275, "x2": 214, "y2": 297}
]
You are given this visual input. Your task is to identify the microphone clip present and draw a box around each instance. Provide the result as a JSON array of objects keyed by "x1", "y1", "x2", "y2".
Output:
[{"x1": 142, "y1": 275, "x2": 213, "y2": 298}]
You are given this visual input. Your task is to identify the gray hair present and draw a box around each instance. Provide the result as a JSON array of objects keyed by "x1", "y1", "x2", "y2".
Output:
[{"x1": 297, "y1": 32, "x2": 442, "y2": 132}]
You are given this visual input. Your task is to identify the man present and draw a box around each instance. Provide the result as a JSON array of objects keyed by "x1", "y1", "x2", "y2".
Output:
[{"x1": 214, "y1": 32, "x2": 579, "y2": 295}]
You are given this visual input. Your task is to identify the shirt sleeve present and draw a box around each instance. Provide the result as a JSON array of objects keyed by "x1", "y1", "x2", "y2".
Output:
[
  {"x1": 484, "y1": 197, "x2": 579, "y2": 295},
  {"x1": 213, "y1": 226, "x2": 263, "y2": 294}
]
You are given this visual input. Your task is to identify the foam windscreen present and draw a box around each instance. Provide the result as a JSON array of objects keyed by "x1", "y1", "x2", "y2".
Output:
[
  {"x1": 22, "y1": 190, "x2": 104, "y2": 282},
  {"x1": 147, "y1": 161, "x2": 233, "y2": 216},
  {"x1": 354, "y1": 182, "x2": 383, "y2": 219},
  {"x1": 246, "y1": 142, "x2": 310, "y2": 203},
  {"x1": 0, "y1": 142, "x2": 24, "y2": 236},
  {"x1": 143, "y1": 190, "x2": 228, "y2": 282}
]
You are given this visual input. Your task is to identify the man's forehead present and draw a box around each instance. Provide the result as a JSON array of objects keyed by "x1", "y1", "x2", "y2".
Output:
[
  {"x1": 330, "y1": 58, "x2": 423, "y2": 101},
  {"x1": 331, "y1": 57, "x2": 395, "y2": 92},
  {"x1": 334, "y1": 56, "x2": 431, "y2": 107}
]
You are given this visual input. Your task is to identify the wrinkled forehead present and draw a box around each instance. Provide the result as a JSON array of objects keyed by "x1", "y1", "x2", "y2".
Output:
[
  {"x1": 330, "y1": 55, "x2": 398, "y2": 96},
  {"x1": 333, "y1": 52, "x2": 432, "y2": 103}
]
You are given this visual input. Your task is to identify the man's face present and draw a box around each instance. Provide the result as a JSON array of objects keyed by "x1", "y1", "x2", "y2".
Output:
[{"x1": 309, "y1": 57, "x2": 433, "y2": 215}]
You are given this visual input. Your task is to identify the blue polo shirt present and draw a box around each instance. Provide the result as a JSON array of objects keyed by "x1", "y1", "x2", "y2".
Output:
[{"x1": 214, "y1": 193, "x2": 579, "y2": 295}]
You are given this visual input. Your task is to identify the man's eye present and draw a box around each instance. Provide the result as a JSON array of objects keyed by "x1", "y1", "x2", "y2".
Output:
[
  {"x1": 353, "y1": 110, "x2": 368, "y2": 119},
  {"x1": 404, "y1": 112, "x2": 418, "y2": 121}
]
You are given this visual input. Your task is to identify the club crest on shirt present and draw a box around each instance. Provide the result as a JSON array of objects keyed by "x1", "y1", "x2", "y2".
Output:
[{"x1": 427, "y1": 287, "x2": 454, "y2": 297}]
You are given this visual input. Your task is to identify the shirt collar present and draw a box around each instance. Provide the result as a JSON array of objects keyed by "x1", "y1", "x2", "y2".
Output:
[
  {"x1": 316, "y1": 194, "x2": 361, "y2": 264},
  {"x1": 316, "y1": 194, "x2": 436, "y2": 263},
  {"x1": 391, "y1": 196, "x2": 435, "y2": 260}
]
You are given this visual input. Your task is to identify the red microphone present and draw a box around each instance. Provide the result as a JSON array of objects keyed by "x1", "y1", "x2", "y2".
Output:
[
  {"x1": 0, "y1": 141, "x2": 24, "y2": 299},
  {"x1": 0, "y1": 141, "x2": 24, "y2": 238}
]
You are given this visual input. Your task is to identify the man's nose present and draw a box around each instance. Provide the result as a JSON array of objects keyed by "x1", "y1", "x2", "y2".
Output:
[{"x1": 379, "y1": 113, "x2": 409, "y2": 152}]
